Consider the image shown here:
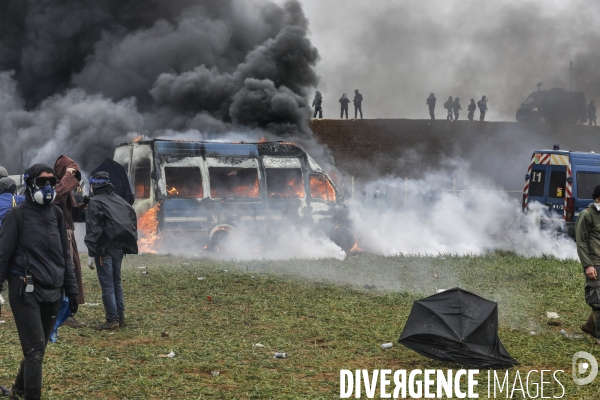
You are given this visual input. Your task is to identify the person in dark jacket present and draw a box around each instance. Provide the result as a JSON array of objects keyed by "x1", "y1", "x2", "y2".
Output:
[
  {"x1": 0, "y1": 177, "x2": 24, "y2": 225},
  {"x1": 588, "y1": 100, "x2": 597, "y2": 126},
  {"x1": 452, "y1": 97, "x2": 462, "y2": 120},
  {"x1": 339, "y1": 93, "x2": 350, "y2": 119},
  {"x1": 426, "y1": 93, "x2": 436, "y2": 120},
  {"x1": 85, "y1": 172, "x2": 138, "y2": 331},
  {"x1": 0, "y1": 163, "x2": 79, "y2": 400},
  {"x1": 312, "y1": 91, "x2": 323, "y2": 118},
  {"x1": 0, "y1": 166, "x2": 8, "y2": 179},
  {"x1": 353, "y1": 89, "x2": 363, "y2": 119},
  {"x1": 444, "y1": 96, "x2": 454, "y2": 120},
  {"x1": 53, "y1": 155, "x2": 87, "y2": 328},
  {"x1": 467, "y1": 98, "x2": 476, "y2": 121},
  {"x1": 477, "y1": 95, "x2": 488, "y2": 121}
]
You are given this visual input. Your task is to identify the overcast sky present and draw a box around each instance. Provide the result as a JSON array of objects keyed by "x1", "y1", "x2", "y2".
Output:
[{"x1": 292, "y1": 0, "x2": 599, "y2": 121}]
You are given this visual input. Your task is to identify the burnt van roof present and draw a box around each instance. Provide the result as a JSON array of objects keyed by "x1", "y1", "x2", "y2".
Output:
[{"x1": 117, "y1": 139, "x2": 305, "y2": 157}]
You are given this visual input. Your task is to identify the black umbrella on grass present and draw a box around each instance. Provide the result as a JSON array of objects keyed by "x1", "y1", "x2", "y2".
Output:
[{"x1": 398, "y1": 288, "x2": 518, "y2": 369}]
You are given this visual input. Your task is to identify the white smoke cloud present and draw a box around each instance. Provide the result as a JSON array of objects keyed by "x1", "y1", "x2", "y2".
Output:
[{"x1": 350, "y1": 163, "x2": 577, "y2": 259}]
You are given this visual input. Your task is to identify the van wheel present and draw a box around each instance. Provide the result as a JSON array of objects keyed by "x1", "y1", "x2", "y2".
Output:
[
  {"x1": 330, "y1": 226, "x2": 357, "y2": 251},
  {"x1": 210, "y1": 229, "x2": 232, "y2": 252}
]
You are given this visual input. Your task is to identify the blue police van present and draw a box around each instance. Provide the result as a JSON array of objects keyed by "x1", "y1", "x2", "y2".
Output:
[{"x1": 523, "y1": 148, "x2": 600, "y2": 235}]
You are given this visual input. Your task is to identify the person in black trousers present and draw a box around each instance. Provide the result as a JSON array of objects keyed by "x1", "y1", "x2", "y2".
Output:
[
  {"x1": 0, "y1": 163, "x2": 79, "y2": 400},
  {"x1": 339, "y1": 93, "x2": 350, "y2": 119},
  {"x1": 353, "y1": 89, "x2": 363, "y2": 119}
]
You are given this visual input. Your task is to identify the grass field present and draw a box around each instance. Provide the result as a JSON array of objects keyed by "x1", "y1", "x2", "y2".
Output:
[{"x1": 0, "y1": 252, "x2": 598, "y2": 399}]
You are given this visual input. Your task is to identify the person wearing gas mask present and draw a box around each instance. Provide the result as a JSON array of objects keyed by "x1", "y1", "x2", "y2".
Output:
[
  {"x1": 0, "y1": 176, "x2": 25, "y2": 225},
  {"x1": 53, "y1": 155, "x2": 88, "y2": 328},
  {"x1": 0, "y1": 163, "x2": 79, "y2": 400},
  {"x1": 577, "y1": 184, "x2": 600, "y2": 344},
  {"x1": 85, "y1": 172, "x2": 138, "y2": 331}
]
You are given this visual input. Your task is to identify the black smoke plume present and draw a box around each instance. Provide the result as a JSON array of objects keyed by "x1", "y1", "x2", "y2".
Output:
[{"x1": 0, "y1": 0, "x2": 321, "y2": 173}]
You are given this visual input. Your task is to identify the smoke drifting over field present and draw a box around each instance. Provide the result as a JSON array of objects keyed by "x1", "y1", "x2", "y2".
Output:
[
  {"x1": 0, "y1": 0, "x2": 320, "y2": 172},
  {"x1": 302, "y1": 0, "x2": 600, "y2": 121},
  {"x1": 352, "y1": 164, "x2": 576, "y2": 259}
]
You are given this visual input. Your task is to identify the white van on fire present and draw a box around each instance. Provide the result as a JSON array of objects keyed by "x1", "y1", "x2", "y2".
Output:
[{"x1": 113, "y1": 139, "x2": 356, "y2": 252}]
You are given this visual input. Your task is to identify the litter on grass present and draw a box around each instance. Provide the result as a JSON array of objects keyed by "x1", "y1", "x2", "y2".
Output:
[
  {"x1": 159, "y1": 351, "x2": 175, "y2": 358},
  {"x1": 83, "y1": 303, "x2": 100, "y2": 306},
  {"x1": 546, "y1": 312, "x2": 559, "y2": 319},
  {"x1": 253, "y1": 343, "x2": 265, "y2": 348},
  {"x1": 381, "y1": 343, "x2": 393, "y2": 350},
  {"x1": 274, "y1": 352, "x2": 287, "y2": 359},
  {"x1": 211, "y1": 371, "x2": 220, "y2": 376},
  {"x1": 197, "y1": 277, "x2": 206, "y2": 281}
]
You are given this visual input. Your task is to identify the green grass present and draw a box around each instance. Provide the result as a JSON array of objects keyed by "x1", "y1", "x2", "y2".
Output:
[{"x1": 0, "y1": 252, "x2": 598, "y2": 399}]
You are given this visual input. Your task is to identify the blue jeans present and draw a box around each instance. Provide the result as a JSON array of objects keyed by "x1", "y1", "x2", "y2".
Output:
[{"x1": 95, "y1": 249, "x2": 124, "y2": 321}]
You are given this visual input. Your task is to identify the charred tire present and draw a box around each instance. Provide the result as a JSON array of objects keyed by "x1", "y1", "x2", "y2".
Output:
[
  {"x1": 210, "y1": 229, "x2": 231, "y2": 252},
  {"x1": 209, "y1": 225, "x2": 234, "y2": 252},
  {"x1": 330, "y1": 226, "x2": 357, "y2": 251}
]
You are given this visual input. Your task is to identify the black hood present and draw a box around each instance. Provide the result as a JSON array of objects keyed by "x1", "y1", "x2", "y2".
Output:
[{"x1": 24, "y1": 163, "x2": 55, "y2": 186}]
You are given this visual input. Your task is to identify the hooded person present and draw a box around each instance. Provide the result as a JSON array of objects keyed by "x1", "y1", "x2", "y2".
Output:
[
  {"x1": 53, "y1": 155, "x2": 87, "y2": 328},
  {"x1": 0, "y1": 163, "x2": 78, "y2": 399},
  {"x1": 85, "y1": 171, "x2": 138, "y2": 331},
  {"x1": 0, "y1": 177, "x2": 25, "y2": 225},
  {"x1": 0, "y1": 166, "x2": 8, "y2": 179}
]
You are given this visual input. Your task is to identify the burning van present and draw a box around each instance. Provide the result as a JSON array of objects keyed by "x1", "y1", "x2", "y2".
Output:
[{"x1": 113, "y1": 139, "x2": 355, "y2": 252}]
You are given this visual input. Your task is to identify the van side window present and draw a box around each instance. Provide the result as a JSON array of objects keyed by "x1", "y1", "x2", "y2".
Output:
[
  {"x1": 528, "y1": 170, "x2": 545, "y2": 197},
  {"x1": 549, "y1": 170, "x2": 566, "y2": 198},
  {"x1": 165, "y1": 167, "x2": 203, "y2": 198},
  {"x1": 209, "y1": 167, "x2": 259, "y2": 199},
  {"x1": 134, "y1": 159, "x2": 151, "y2": 199},
  {"x1": 266, "y1": 169, "x2": 304, "y2": 198},
  {"x1": 577, "y1": 172, "x2": 600, "y2": 198},
  {"x1": 310, "y1": 174, "x2": 336, "y2": 202}
]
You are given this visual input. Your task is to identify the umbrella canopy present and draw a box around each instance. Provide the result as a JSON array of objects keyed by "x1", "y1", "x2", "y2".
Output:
[
  {"x1": 398, "y1": 288, "x2": 518, "y2": 369},
  {"x1": 90, "y1": 158, "x2": 134, "y2": 205}
]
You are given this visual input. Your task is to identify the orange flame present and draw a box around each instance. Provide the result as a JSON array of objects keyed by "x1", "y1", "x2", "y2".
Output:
[
  {"x1": 138, "y1": 204, "x2": 161, "y2": 253},
  {"x1": 167, "y1": 186, "x2": 179, "y2": 195},
  {"x1": 258, "y1": 137, "x2": 267, "y2": 143},
  {"x1": 230, "y1": 178, "x2": 260, "y2": 198}
]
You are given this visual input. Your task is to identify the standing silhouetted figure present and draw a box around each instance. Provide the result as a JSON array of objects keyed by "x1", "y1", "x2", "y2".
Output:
[
  {"x1": 312, "y1": 91, "x2": 323, "y2": 118},
  {"x1": 426, "y1": 93, "x2": 436, "y2": 120},
  {"x1": 339, "y1": 94, "x2": 350, "y2": 119},
  {"x1": 588, "y1": 101, "x2": 597, "y2": 126},
  {"x1": 353, "y1": 89, "x2": 363, "y2": 119},
  {"x1": 453, "y1": 97, "x2": 462, "y2": 120},
  {"x1": 467, "y1": 99, "x2": 476, "y2": 121},
  {"x1": 444, "y1": 96, "x2": 454, "y2": 120},
  {"x1": 477, "y1": 95, "x2": 488, "y2": 121}
]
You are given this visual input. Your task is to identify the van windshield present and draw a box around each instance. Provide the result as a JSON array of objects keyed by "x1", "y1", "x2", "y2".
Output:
[
  {"x1": 266, "y1": 169, "x2": 304, "y2": 198},
  {"x1": 209, "y1": 167, "x2": 259, "y2": 199},
  {"x1": 577, "y1": 172, "x2": 600, "y2": 199},
  {"x1": 165, "y1": 167, "x2": 203, "y2": 198}
]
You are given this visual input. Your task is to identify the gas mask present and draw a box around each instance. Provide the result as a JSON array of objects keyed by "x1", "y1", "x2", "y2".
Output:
[{"x1": 29, "y1": 176, "x2": 58, "y2": 205}]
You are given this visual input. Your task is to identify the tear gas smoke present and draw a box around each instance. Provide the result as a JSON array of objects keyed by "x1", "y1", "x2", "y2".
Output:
[
  {"x1": 301, "y1": 0, "x2": 600, "y2": 121},
  {"x1": 0, "y1": 0, "x2": 325, "y2": 173},
  {"x1": 351, "y1": 164, "x2": 576, "y2": 259}
]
